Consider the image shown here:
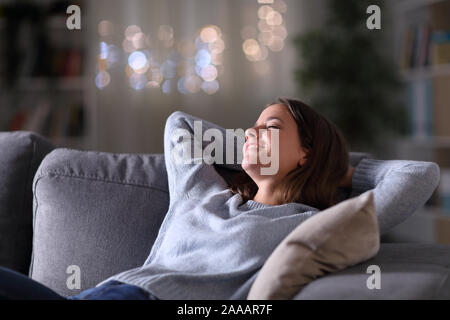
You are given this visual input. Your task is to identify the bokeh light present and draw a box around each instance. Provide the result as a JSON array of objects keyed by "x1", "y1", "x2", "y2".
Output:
[
  {"x1": 100, "y1": 41, "x2": 108, "y2": 59},
  {"x1": 200, "y1": 27, "x2": 219, "y2": 43},
  {"x1": 201, "y1": 80, "x2": 219, "y2": 95},
  {"x1": 122, "y1": 38, "x2": 135, "y2": 53},
  {"x1": 209, "y1": 38, "x2": 225, "y2": 54},
  {"x1": 257, "y1": 19, "x2": 272, "y2": 32},
  {"x1": 97, "y1": 55, "x2": 107, "y2": 71},
  {"x1": 162, "y1": 79, "x2": 171, "y2": 94},
  {"x1": 128, "y1": 51, "x2": 148, "y2": 70},
  {"x1": 106, "y1": 44, "x2": 120, "y2": 65},
  {"x1": 200, "y1": 65, "x2": 218, "y2": 82},
  {"x1": 98, "y1": 20, "x2": 114, "y2": 37},
  {"x1": 242, "y1": 0, "x2": 288, "y2": 73},
  {"x1": 258, "y1": 5, "x2": 273, "y2": 20},
  {"x1": 243, "y1": 39, "x2": 260, "y2": 56},
  {"x1": 267, "y1": 36, "x2": 284, "y2": 51},
  {"x1": 210, "y1": 53, "x2": 223, "y2": 65},
  {"x1": 185, "y1": 75, "x2": 202, "y2": 93},
  {"x1": 195, "y1": 49, "x2": 211, "y2": 68},
  {"x1": 272, "y1": 0, "x2": 287, "y2": 13},
  {"x1": 129, "y1": 73, "x2": 147, "y2": 90},
  {"x1": 149, "y1": 67, "x2": 163, "y2": 84},
  {"x1": 266, "y1": 10, "x2": 283, "y2": 26},
  {"x1": 161, "y1": 60, "x2": 177, "y2": 79},
  {"x1": 177, "y1": 77, "x2": 189, "y2": 94},
  {"x1": 95, "y1": 71, "x2": 111, "y2": 89},
  {"x1": 146, "y1": 81, "x2": 160, "y2": 89},
  {"x1": 158, "y1": 25, "x2": 174, "y2": 41},
  {"x1": 132, "y1": 32, "x2": 146, "y2": 49},
  {"x1": 98, "y1": 22, "x2": 225, "y2": 95},
  {"x1": 272, "y1": 25, "x2": 287, "y2": 39},
  {"x1": 125, "y1": 25, "x2": 141, "y2": 40},
  {"x1": 177, "y1": 39, "x2": 196, "y2": 58}
]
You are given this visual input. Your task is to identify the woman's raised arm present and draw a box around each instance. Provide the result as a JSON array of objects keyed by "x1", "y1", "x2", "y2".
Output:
[
  {"x1": 163, "y1": 111, "x2": 242, "y2": 201},
  {"x1": 348, "y1": 157, "x2": 440, "y2": 235}
]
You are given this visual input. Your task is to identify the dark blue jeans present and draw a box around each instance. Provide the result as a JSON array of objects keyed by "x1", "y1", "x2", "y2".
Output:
[{"x1": 0, "y1": 266, "x2": 158, "y2": 300}]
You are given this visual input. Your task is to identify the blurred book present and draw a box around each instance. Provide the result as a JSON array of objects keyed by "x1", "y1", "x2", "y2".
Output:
[
  {"x1": 48, "y1": 106, "x2": 66, "y2": 139},
  {"x1": 401, "y1": 24, "x2": 432, "y2": 70},
  {"x1": 437, "y1": 168, "x2": 450, "y2": 215},
  {"x1": 432, "y1": 75, "x2": 450, "y2": 136},
  {"x1": 8, "y1": 109, "x2": 27, "y2": 131},
  {"x1": 406, "y1": 75, "x2": 450, "y2": 138},
  {"x1": 430, "y1": 0, "x2": 450, "y2": 66},
  {"x1": 51, "y1": 48, "x2": 82, "y2": 77},
  {"x1": 22, "y1": 100, "x2": 52, "y2": 133},
  {"x1": 64, "y1": 49, "x2": 82, "y2": 77},
  {"x1": 431, "y1": 30, "x2": 450, "y2": 65},
  {"x1": 431, "y1": 0, "x2": 450, "y2": 31},
  {"x1": 406, "y1": 78, "x2": 434, "y2": 138},
  {"x1": 65, "y1": 102, "x2": 84, "y2": 136}
]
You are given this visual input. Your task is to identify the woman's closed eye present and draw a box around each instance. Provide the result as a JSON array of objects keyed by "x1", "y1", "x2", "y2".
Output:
[{"x1": 267, "y1": 125, "x2": 279, "y2": 129}]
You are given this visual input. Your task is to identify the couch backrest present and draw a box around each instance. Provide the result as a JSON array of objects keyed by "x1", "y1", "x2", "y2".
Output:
[
  {"x1": 30, "y1": 149, "x2": 170, "y2": 296},
  {"x1": 30, "y1": 148, "x2": 371, "y2": 296},
  {"x1": 0, "y1": 131, "x2": 54, "y2": 275}
]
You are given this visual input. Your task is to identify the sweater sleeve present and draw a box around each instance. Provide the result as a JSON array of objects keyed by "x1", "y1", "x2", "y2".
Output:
[
  {"x1": 349, "y1": 157, "x2": 441, "y2": 235},
  {"x1": 163, "y1": 111, "x2": 243, "y2": 201}
]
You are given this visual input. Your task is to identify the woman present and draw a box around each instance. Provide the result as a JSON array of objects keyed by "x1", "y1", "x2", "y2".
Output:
[{"x1": 0, "y1": 97, "x2": 440, "y2": 300}]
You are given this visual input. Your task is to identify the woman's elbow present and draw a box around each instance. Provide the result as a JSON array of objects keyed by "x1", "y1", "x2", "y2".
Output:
[
  {"x1": 399, "y1": 161, "x2": 441, "y2": 195},
  {"x1": 166, "y1": 111, "x2": 186, "y2": 127},
  {"x1": 411, "y1": 161, "x2": 441, "y2": 193},
  {"x1": 425, "y1": 162, "x2": 441, "y2": 192}
]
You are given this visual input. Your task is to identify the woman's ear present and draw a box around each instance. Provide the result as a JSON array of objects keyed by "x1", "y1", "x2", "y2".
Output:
[
  {"x1": 298, "y1": 149, "x2": 308, "y2": 167},
  {"x1": 298, "y1": 155, "x2": 307, "y2": 167}
]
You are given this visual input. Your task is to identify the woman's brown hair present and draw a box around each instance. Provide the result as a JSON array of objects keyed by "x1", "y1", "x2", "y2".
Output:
[{"x1": 229, "y1": 97, "x2": 350, "y2": 210}]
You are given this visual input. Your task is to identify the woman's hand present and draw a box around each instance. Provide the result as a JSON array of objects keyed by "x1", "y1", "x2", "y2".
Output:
[{"x1": 338, "y1": 166, "x2": 355, "y2": 189}]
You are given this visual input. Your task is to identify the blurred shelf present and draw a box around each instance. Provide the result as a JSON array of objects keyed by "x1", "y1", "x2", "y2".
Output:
[
  {"x1": 51, "y1": 136, "x2": 87, "y2": 149},
  {"x1": 0, "y1": 0, "x2": 95, "y2": 151},
  {"x1": 15, "y1": 77, "x2": 85, "y2": 91},
  {"x1": 401, "y1": 64, "x2": 450, "y2": 81},
  {"x1": 393, "y1": 0, "x2": 447, "y2": 12},
  {"x1": 384, "y1": 136, "x2": 450, "y2": 163},
  {"x1": 392, "y1": 136, "x2": 450, "y2": 148},
  {"x1": 422, "y1": 206, "x2": 450, "y2": 219}
]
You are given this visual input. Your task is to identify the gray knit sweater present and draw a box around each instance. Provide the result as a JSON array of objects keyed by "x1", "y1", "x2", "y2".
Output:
[{"x1": 98, "y1": 111, "x2": 440, "y2": 300}]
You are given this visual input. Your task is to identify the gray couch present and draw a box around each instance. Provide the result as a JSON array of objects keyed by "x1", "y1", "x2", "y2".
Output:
[{"x1": 1, "y1": 131, "x2": 449, "y2": 299}]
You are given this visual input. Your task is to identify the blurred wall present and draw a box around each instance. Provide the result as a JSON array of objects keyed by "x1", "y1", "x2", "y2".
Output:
[{"x1": 87, "y1": 0, "x2": 328, "y2": 154}]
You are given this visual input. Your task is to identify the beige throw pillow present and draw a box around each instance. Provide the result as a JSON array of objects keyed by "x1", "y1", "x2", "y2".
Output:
[{"x1": 247, "y1": 190, "x2": 379, "y2": 300}]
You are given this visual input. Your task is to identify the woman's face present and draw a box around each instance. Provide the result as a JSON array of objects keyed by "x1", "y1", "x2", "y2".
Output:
[{"x1": 242, "y1": 103, "x2": 308, "y2": 183}]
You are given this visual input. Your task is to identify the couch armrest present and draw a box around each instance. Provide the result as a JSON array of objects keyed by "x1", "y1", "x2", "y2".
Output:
[
  {"x1": 30, "y1": 149, "x2": 169, "y2": 296},
  {"x1": 0, "y1": 131, "x2": 54, "y2": 275},
  {"x1": 349, "y1": 151, "x2": 374, "y2": 167},
  {"x1": 293, "y1": 243, "x2": 450, "y2": 299}
]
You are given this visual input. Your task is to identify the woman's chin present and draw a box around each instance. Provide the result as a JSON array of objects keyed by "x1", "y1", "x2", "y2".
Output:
[{"x1": 242, "y1": 161, "x2": 261, "y2": 176}]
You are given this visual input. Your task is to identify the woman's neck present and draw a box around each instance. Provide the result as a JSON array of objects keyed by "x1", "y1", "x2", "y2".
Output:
[{"x1": 253, "y1": 184, "x2": 278, "y2": 206}]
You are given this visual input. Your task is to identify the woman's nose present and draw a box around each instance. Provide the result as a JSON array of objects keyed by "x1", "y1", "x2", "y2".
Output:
[{"x1": 245, "y1": 128, "x2": 257, "y2": 141}]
